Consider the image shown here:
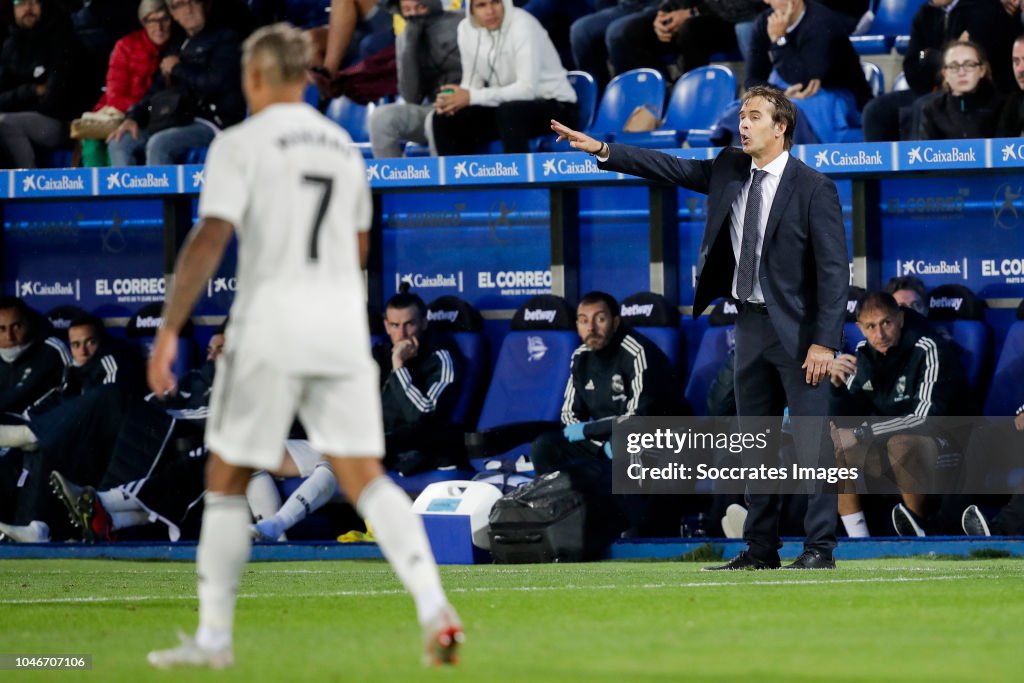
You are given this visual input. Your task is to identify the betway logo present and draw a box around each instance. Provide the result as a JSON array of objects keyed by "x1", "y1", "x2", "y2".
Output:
[
  {"x1": 906, "y1": 146, "x2": 976, "y2": 165},
  {"x1": 136, "y1": 315, "x2": 163, "y2": 329},
  {"x1": 542, "y1": 157, "x2": 601, "y2": 176},
  {"x1": 106, "y1": 172, "x2": 171, "y2": 190},
  {"x1": 814, "y1": 149, "x2": 884, "y2": 168},
  {"x1": 929, "y1": 297, "x2": 963, "y2": 311},
  {"x1": 427, "y1": 310, "x2": 459, "y2": 323},
  {"x1": 621, "y1": 303, "x2": 654, "y2": 318},
  {"x1": 899, "y1": 259, "x2": 963, "y2": 276},
  {"x1": 523, "y1": 308, "x2": 557, "y2": 323},
  {"x1": 452, "y1": 160, "x2": 520, "y2": 179},
  {"x1": 366, "y1": 163, "x2": 432, "y2": 182},
  {"x1": 21, "y1": 174, "x2": 85, "y2": 192},
  {"x1": 722, "y1": 301, "x2": 738, "y2": 315},
  {"x1": 17, "y1": 280, "x2": 75, "y2": 297}
]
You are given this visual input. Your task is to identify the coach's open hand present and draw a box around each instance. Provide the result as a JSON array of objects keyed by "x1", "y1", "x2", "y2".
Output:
[
  {"x1": 551, "y1": 120, "x2": 604, "y2": 155},
  {"x1": 148, "y1": 329, "x2": 179, "y2": 397},
  {"x1": 802, "y1": 343, "x2": 834, "y2": 386}
]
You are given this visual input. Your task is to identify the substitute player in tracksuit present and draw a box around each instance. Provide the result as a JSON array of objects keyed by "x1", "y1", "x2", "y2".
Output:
[{"x1": 830, "y1": 291, "x2": 968, "y2": 537}]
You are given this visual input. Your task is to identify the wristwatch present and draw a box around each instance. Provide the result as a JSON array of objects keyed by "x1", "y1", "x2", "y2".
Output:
[
  {"x1": 776, "y1": 35, "x2": 787, "y2": 47},
  {"x1": 852, "y1": 426, "x2": 867, "y2": 443}
]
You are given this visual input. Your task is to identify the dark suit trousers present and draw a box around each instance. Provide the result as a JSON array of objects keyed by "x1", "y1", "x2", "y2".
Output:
[{"x1": 734, "y1": 305, "x2": 837, "y2": 559}]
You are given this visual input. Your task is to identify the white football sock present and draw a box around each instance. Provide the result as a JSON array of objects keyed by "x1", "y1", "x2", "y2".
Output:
[
  {"x1": 273, "y1": 463, "x2": 336, "y2": 533},
  {"x1": 356, "y1": 475, "x2": 447, "y2": 625},
  {"x1": 110, "y1": 510, "x2": 151, "y2": 531},
  {"x1": 195, "y1": 493, "x2": 251, "y2": 651},
  {"x1": 0, "y1": 519, "x2": 49, "y2": 542},
  {"x1": 98, "y1": 488, "x2": 142, "y2": 513},
  {"x1": 245, "y1": 471, "x2": 282, "y2": 523},
  {"x1": 841, "y1": 511, "x2": 870, "y2": 538}
]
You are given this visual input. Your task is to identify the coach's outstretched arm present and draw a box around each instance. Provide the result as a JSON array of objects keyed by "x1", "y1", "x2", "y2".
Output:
[
  {"x1": 551, "y1": 120, "x2": 605, "y2": 155},
  {"x1": 148, "y1": 218, "x2": 234, "y2": 396}
]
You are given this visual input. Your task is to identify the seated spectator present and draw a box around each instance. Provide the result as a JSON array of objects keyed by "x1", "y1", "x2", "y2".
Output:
[
  {"x1": 47, "y1": 327, "x2": 228, "y2": 542},
  {"x1": 368, "y1": 0, "x2": 461, "y2": 157},
  {"x1": 920, "y1": 40, "x2": 1004, "y2": 140},
  {"x1": 316, "y1": 0, "x2": 396, "y2": 73},
  {"x1": 431, "y1": 0, "x2": 579, "y2": 155},
  {"x1": 570, "y1": 0, "x2": 658, "y2": 93},
  {"x1": 77, "y1": 0, "x2": 174, "y2": 167},
  {"x1": 0, "y1": 313, "x2": 143, "y2": 542},
  {"x1": 746, "y1": 0, "x2": 871, "y2": 143},
  {"x1": 885, "y1": 275, "x2": 928, "y2": 317},
  {"x1": 863, "y1": 0, "x2": 1015, "y2": 142},
  {"x1": 106, "y1": 0, "x2": 245, "y2": 166},
  {"x1": 610, "y1": 1, "x2": 762, "y2": 80},
  {"x1": 251, "y1": 285, "x2": 464, "y2": 541},
  {"x1": 0, "y1": 0, "x2": 92, "y2": 168},
  {"x1": 996, "y1": 33, "x2": 1024, "y2": 136},
  {"x1": 0, "y1": 296, "x2": 68, "y2": 415},
  {"x1": 830, "y1": 292, "x2": 968, "y2": 538},
  {"x1": 530, "y1": 291, "x2": 679, "y2": 534}
]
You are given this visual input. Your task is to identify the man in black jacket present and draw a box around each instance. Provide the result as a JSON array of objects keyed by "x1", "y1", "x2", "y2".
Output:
[
  {"x1": 830, "y1": 292, "x2": 968, "y2": 538},
  {"x1": 0, "y1": 296, "x2": 68, "y2": 416},
  {"x1": 106, "y1": 0, "x2": 245, "y2": 166},
  {"x1": 0, "y1": 0, "x2": 91, "y2": 168},
  {"x1": 530, "y1": 291, "x2": 679, "y2": 533}
]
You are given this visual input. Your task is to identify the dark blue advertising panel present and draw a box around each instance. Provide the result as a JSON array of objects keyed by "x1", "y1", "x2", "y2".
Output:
[
  {"x1": 879, "y1": 174, "x2": 1024, "y2": 299},
  {"x1": 381, "y1": 188, "x2": 551, "y2": 311},
  {"x1": 578, "y1": 186, "x2": 650, "y2": 300},
  {"x1": 3, "y1": 200, "x2": 164, "y2": 317}
]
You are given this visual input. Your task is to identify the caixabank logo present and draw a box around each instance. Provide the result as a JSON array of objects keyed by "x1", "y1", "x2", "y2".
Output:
[
  {"x1": 183, "y1": 165, "x2": 205, "y2": 193},
  {"x1": 395, "y1": 272, "x2": 464, "y2": 292},
  {"x1": 447, "y1": 156, "x2": 528, "y2": 185},
  {"x1": 900, "y1": 141, "x2": 983, "y2": 170},
  {"x1": 809, "y1": 144, "x2": 888, "y2": 172},
  {"x1": 991, "y1": 139, "x2": 1024, "y2": 169},
  {"x1": 896, "y1": 258, "x2": 968, "y2": 280},
  {"x1": 365, "y1": 159, "x2": 437, "y2": 187},
  {"x1": 15, "y1": 170, "x2": 91, "y2": 197},
  {"x1": 15, "y1": 279, "x2": 81, "y2": 301},
  {"x1": 535, "y1": 154, "x2": 605, "y2": 181},
  {"x1": 100, "y1": 168, "x2": 175, "y2": 195}
]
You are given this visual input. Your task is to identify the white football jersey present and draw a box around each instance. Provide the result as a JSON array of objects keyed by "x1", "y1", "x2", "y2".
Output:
[{"x1": 199, "y1": 102, "x2": 372, "y2": 373}]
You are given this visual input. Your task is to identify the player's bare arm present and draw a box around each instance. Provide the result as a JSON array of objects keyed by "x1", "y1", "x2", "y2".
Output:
[{"x1": 148, "y1": 217, "x2": 235, "y2": 396}]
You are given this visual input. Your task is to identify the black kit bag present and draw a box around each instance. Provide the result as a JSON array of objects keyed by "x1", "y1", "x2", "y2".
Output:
[
  {"x1": 147, "y1": 85, "x2": 197, "y2": 133},
  {"x1": 487, "y1": 471, "x2": 592, "y2": 564}
]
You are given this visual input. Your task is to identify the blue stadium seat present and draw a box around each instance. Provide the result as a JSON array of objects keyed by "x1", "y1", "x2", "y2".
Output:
[
  {"x1": 285, "y1": 0, "x2": 331, "y2": 29},
  {"x1": 467, "y1": 295, "x2": 579, "y2": 472},
  {"x1": 567, "y1": 70, "x2": 599, "y2": 131},
  {"x1": 619, "y1": 291, "x2": 683, "y2": 373},
  {"x1": 843, "y1": 286, "x2": 867, "y2": 353},
  {"x1": 615, "y1": 65, "x2": 736, "y2": 149},
  {"x1": 927, "y1": 284, "x2": 993, "y2": 411},
  {"x1": 125, "y1": 302, "x2": 192, "y2": 378},
  {"x1": 325, "y1": 96, "x2": 375, "y2": 158},
  {"x1": 861, "y1": 61, "x2": 884, "y2": 98},
  {"x1": 684, "y1": 299, "x2": 737, "y2": 416},
  {"x1": 851, "y1": 0, "x2": 916, "y2": 55},
  {"x1": 590, "y1": 68, "x2": 666, "y2": 142},
  {"x1": 984, "y1": 304, "x2": 1024, "y2": 416}
]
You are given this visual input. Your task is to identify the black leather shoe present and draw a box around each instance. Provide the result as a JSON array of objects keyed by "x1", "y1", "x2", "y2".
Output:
[
  {"x1": 703, "y1": 550, "x2": 781, "y2": 571},
  {"x1": 782, "y1": 550, "x2": 836, "y2": 570}
]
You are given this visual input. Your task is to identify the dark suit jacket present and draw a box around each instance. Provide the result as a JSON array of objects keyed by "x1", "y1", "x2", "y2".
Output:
[{"x1": 599, "y1": 144, "x2": 848, "y2": 360}]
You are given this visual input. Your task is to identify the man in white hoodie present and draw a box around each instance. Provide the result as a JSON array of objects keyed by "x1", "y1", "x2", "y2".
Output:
[{"x1": 431, "y1": 0, "x2": 578, "y2": 154}]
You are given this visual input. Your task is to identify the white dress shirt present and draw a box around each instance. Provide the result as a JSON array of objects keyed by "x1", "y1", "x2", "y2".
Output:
[{"x1": 728, "y1": 150, "x2": 790, "y2": 304}]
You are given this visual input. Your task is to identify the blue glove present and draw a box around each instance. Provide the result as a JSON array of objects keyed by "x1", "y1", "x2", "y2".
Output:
[
  {"x1": 603, "y1": 441, "x2": 613, "y2": 459},
  {"x1": 563, "y1": 422, "x2": 587, "y2": 442}
]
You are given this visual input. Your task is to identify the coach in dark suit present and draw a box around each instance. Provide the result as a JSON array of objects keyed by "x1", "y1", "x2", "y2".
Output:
[{"x1": 552, "y1": 85, "x2": 849, "y2": 569}]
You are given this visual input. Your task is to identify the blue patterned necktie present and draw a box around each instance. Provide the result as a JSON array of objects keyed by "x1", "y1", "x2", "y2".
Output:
[{"x1": 736, "y1": 169, "x2": 768, "y2": 301}]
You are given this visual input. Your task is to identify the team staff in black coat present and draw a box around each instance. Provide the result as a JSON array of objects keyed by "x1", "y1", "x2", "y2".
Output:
[
  {"x1": 553, "y1": 84, "x2": 848, "y2": 569},
  {"x1": 830, "y1": 292, "x2": 968, "y2": 538},
  {"x1": 532, "y1": 291, "x2": 678, "y2": 476},
  {"x1": 0, "y1": 296, "x2": 68, "y2": 415}
]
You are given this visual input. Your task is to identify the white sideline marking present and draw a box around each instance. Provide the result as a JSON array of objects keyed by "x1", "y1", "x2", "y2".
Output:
[{"x1": 0, "y1": 574, "x2": 980, "y2": 605}]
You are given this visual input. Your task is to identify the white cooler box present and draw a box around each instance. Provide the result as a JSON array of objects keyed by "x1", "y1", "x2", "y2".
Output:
[{"x1": 412, "y1": 481, "x2": 502, "y2": 564}]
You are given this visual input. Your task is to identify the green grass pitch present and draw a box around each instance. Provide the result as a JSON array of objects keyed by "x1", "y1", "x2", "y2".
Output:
[{"x1": 1, "y1": 557, "x2": 1021, "y2": 682}]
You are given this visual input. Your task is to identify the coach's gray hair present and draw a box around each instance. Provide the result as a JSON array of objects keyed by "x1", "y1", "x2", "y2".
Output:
[{"x1": 242, "y1": 23, "x2": 312, "y2": 86}]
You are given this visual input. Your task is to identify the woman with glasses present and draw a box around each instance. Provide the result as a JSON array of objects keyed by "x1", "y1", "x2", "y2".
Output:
[{"x1": 920, "y1": 40, "x2": 1004, "y2": 140}]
